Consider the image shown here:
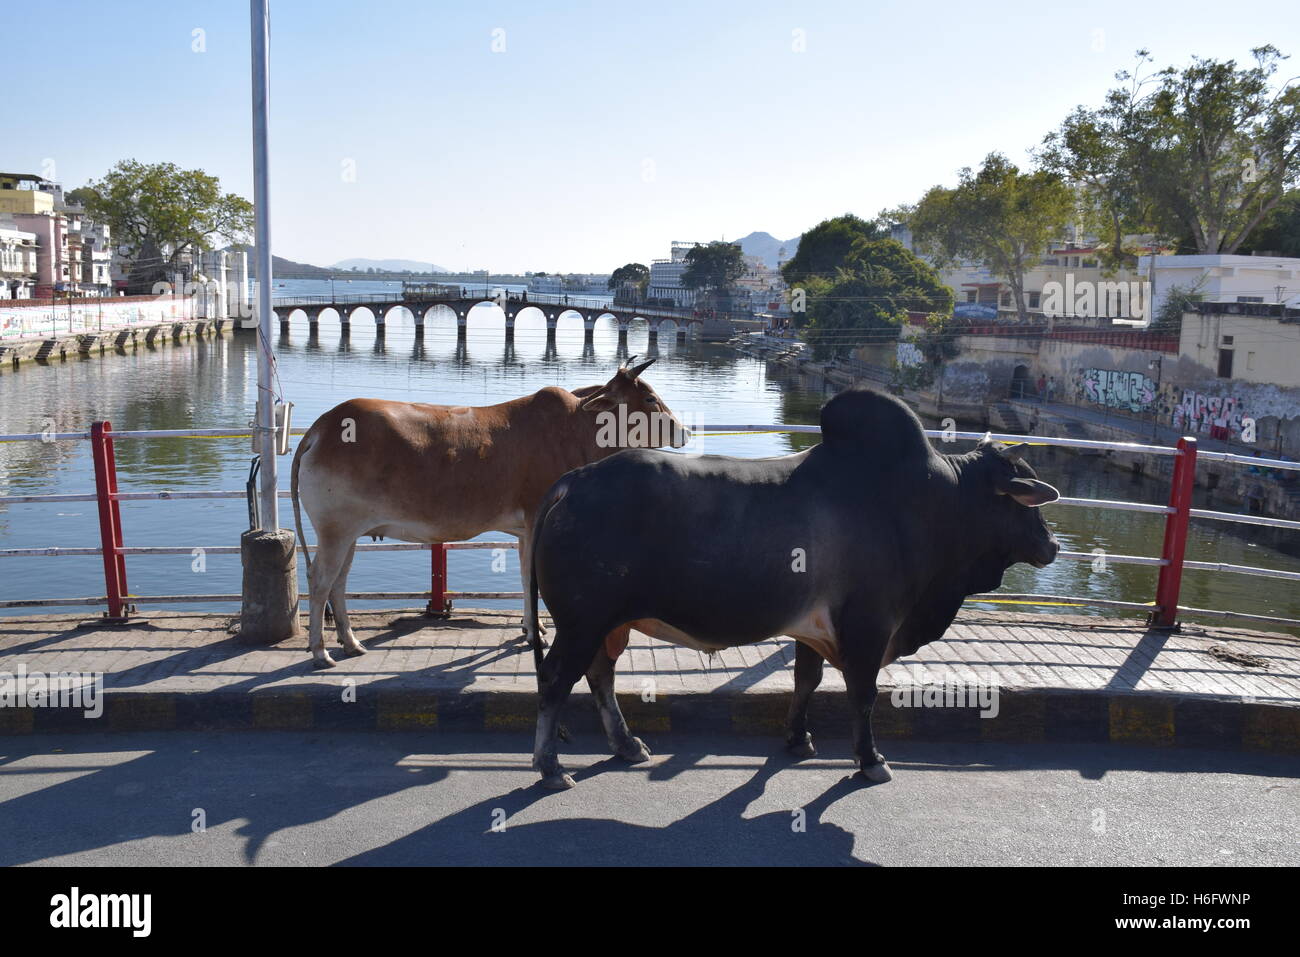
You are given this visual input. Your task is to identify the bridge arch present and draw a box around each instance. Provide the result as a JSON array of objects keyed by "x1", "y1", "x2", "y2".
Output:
[{"x1": 421, "y1": 302, "x2": 459, "y2": 328}]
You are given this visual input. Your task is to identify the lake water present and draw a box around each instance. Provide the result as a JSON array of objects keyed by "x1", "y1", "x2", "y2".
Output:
[{"x1": 2, "y1": 280, "x2": 1298, "y2": 633}]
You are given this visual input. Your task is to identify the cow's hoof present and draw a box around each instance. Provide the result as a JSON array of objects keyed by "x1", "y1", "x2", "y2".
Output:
[
  {"x1": 855, "y1": 760, "x2": 893, "y2": 784},
  {"x1": 540, "y1": 772, "x2": 576, "y2": 791},
  {"x1": 616, "y1": 737, "x2": 652, "y2": 764},
  {"x1": 786, "y1": 732, "x2": 816, "y2": 760},
  {"x1": 312, "y1": 655, "x2": 337, "y2": 669},
  {"x1": 339, "y1": 643, "x2": 367, "y2": 657}
]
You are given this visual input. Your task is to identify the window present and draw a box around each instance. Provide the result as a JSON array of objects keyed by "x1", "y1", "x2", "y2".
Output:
[
  {"x1": 1028, "y1": 291, "x2": 1040, "y2": 309},
  {"x1": 1235, "y1": 296, "x2": 1263, "y2": 303},
  {"x1": 966, "y1": 291, "x2": 976, "y2": 303},
  {"x1": 1222, "y1": 335, "x2": 1234, "y2": 345},
  {"x1": 1217, "y1": 348, "x2": 1234, "y2": 378},
  {"x1": 1001, "y1": 292, "x2": 1011, "y2": 306}
]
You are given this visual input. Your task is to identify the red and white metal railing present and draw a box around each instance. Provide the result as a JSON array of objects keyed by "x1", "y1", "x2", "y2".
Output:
[{"x1": 2, "y1": 422, "x2": 1299, "y2": 629}]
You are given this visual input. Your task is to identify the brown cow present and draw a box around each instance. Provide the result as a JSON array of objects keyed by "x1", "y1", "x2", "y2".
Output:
[{"x1": 290, "y1": 358, "x2": 687, "y2": 667}]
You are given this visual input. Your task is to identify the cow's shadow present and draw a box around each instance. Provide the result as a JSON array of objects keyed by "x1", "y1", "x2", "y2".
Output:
[{"x1": 338, "y1": 752, "x2": 876, "y2": 866}]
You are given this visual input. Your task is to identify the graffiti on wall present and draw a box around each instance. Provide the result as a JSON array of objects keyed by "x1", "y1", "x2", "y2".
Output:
[
  {"x1": 1081, "y1": 368, "x2": 1157, "y2": 413},
  {"x1": 896, "y1": 341, "x2": 924, "y2": 368},
  {"x1": 1171, "y1": 390, "x2": 1249, "y2": 437}
]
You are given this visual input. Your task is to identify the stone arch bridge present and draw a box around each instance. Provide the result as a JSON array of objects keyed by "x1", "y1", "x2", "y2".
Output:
[{"x1": 270, "y1": 291, "x2": 716, "y2": 344}]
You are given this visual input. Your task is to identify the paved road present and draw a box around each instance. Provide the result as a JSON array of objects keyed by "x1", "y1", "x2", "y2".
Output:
[{"x1": 1, "y1": 731, "x2": 1295, "y2": 866}]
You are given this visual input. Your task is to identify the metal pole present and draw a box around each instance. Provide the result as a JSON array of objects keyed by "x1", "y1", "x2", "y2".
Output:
[
  {"x1": 1152, "y1": 436, "x2": 1198, "y2": 629},
  {"x1": 90, "y1": 422, "x2": 129, "y2": 620},
  {"x1": 250, "y1": 0, "x2": 278, "y2": 530}
]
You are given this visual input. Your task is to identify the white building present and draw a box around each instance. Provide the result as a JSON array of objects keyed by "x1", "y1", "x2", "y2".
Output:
[
  {"x1": 1138, "y1": 254, "x2": 1300, "y2": 319},
  {"x1": 0, "y1": 218, "x2": 38, "y2": 299},
  {"x1": 646, "y1": 241, "x2": 701, "y2": 307}
]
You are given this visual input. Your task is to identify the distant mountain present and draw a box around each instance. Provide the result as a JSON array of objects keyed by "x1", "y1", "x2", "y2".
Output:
[
  {"x1": 734, "y1": 231, "x2": 800, "y2": 269},
  {"x1": 228, "y1": 247, "x2": 333, "y2": 279},
  {"x1": 332, "y1": 258, "x2": 451, "y2": 274}
]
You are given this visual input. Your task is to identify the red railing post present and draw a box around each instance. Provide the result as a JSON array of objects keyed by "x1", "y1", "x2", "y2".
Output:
[
  {"x1": 90, "y1": 421, "x2": 130, "y2": 619},
  {"x1": 425, "y1": 543, "x2": 450, "y2": 617},
  {"x1": 1152, "y1": 436, "x2": 1197, "y2": 629}
]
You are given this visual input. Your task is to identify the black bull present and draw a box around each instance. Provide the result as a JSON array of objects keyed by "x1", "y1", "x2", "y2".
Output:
[{"x1": 527, "y1": 388, "x2": 1061, "y2": 789}]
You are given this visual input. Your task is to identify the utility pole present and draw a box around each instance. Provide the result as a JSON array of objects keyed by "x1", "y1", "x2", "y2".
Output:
[
  {"x1": 250, "y1": 0, "x2": 277, "y2": 530},
  {"x1": 239, "y1": 0, "x2": 300, "y2": 647}
]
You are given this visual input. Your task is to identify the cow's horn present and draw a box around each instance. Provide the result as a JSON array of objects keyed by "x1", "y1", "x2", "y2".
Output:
[
  {"x1": 621, "y1": 354, "x2": 638, "y2": 370},
  {"x1": 999, "y1": 442, "x2": 1029, "y2": 461},
  {"x1": 629, "y1": 357, "x2": 656, "y2": 379},
  {"x1": 978, "y1": 431, "x2": 995, "y2": 447}
]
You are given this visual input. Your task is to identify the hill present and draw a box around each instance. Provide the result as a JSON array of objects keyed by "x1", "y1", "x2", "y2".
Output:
[
  {"x1": 332, "y1": 258, "x2": 452, "y2": 273},
  {"x1": 733, "y1": 231, "x2": 800, "y2": 269}
]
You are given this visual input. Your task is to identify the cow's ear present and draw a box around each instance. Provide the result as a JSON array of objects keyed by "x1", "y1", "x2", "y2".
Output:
[
  {"x1": 581, "y1": 390, "x2": 617, "y2": 413},
  {"x1": 570, "y1": 384, "x2": 603, "y2": 399},
  {"x1": 998, "y1": 477, "x2": 1059, "y2": 507}
]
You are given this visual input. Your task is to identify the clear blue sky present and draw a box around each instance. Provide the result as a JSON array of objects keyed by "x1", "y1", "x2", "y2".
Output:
[{"x1": 7, "y1": 0, "x2": 1298, "y2": 272}]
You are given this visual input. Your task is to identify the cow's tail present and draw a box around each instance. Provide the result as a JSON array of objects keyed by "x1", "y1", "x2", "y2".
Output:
[{"x1": 291, "y1": 430, "x2": 313, "y2": 573}]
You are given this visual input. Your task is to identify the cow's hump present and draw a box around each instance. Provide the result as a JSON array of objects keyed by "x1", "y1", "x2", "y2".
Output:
[{"x1": 818, "y1": 387, "x2": 931, "y2": 461}]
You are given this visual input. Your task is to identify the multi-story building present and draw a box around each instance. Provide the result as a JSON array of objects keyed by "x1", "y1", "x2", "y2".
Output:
[
  {"x1": 647, "y1": 241, "x2": 701, "y2": 307},
  {"x1": 0, "y1": 216, "x2": 39, "y2": 299},
  {"x1": 892, "y1": 220, "x2": 1165, "y2": 325},
  {"x1": 2, "y1": 172, "x2": 114, "y2": 297},
  {"x1": 0, "y1": 173, "x2": 56, "y2": 216}
]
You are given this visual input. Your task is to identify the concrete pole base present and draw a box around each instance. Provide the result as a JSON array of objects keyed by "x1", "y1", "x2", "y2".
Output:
[{"x1": 238, "y1": 528, "x2": 301, "y2": 645}]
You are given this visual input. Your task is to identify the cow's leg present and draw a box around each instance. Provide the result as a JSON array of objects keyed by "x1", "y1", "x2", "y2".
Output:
[
  {"x1": 785, "y1": 640, "x2": 824, "y2": 759},
  {"x1": 306, "y1": 531, "x2": 354, "y2": 668},
  {"x1": 329, "y1": 542, "x2": 366, "y2": 657},
  {"x1": 585, "y1": 646, "x2": 651, "y2": 763},
  {"x1": 517, "y1": 522, "x2": 539, "y2": 643},
  {"x1": 841, "y1": 652, "x2": 891, "y2": 783},
  {"x1": 837, "y1": 610, "x2": 893, "y2": 783},
  {"x1": 532, "y1": 630, "x2": 601, "y2": 790}
]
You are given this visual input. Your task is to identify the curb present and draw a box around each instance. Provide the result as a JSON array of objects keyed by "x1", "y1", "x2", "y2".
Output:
[{"x1": 2, "y1": 684, "x2": 1297, "y2": 754}]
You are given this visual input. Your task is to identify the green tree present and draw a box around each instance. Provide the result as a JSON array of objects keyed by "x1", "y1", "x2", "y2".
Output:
[
  {"x1": 607, "y1": 262, "x2": 649, "y2": 291},
  {"x1": 1038, "y1": 105, "x2": 1153, "y2": 270},
  {"x1": 1044, "y1": 47, "x2": 1300, "y2": 256},
  {"x1": 681, "y1": 242, "x2": 745, "y2": 306},
  {"x1": 801, "y1": 238, "x2": 953, "y2": 361},
  {"x1": 1238, "y1": 189, "x2": 1300, "y2": 256},
  {"x1": 781, "y1": 213, "x2": 885, "y2": 285},
  {"x1": 80, "y1": 160, "x2": 253, "y2": 286},
  {"x1": 1151, "y1": 282, "x2": 1204, "y2": 335},
  {"x1": 910, "y1": 153, "x2": 1074, "y2": 322}
]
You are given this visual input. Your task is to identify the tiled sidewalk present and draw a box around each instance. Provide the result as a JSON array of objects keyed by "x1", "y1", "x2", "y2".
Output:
[{"x1": 0, "y1": 608, "x2": 1296, "y2": 750}]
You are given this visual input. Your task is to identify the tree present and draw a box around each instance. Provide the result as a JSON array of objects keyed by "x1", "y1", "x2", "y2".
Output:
[
  {"x1": 1151, "y1": 282, "x2": 1204, "y2": 335},
  {"x1": 607, "y1": 262, "x2": 649, "y2": 291},
  {"x1": 1044, "y1": 47, "x2": 1300, "y2": 256},
  {"x1": 1238, "y1": 189, "x2": 1300, "y2": 256},
  {"x1": 79, "y1": 160, "x2": 254, "y2": 290},
  {"x1": 1038, "y1": 105, "x2": 1153, "y2": 270},
  {"x1": 910, "y1": 153, "x2": 1075, "y2": 322},
  {"x1": 781, "y1": 213, "x2": 885, "y2": 285},
  {"x1": 680, "y1": 242, "x2": 745, "y2": 306},
  {"x1": 800, "y1": 238, "x2": 953, "y2": 360}
]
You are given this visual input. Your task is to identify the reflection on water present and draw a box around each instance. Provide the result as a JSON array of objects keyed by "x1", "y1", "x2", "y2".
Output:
[{"x1": 1, "y1": 307, "x2": 1297, "y2": 635}]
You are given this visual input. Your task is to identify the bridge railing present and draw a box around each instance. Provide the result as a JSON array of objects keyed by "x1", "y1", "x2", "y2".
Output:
[{"x1": 1, "y1": 423, "x2": 1298, "y2": 631}]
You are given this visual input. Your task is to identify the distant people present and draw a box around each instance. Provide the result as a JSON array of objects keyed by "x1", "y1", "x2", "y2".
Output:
[
  {"x1": 1036, "y1": 374, "x2": 1047, "y2": 400},
  {"x1": 1046, "y1": 376, "x2": 1057, "y2": 403}
]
